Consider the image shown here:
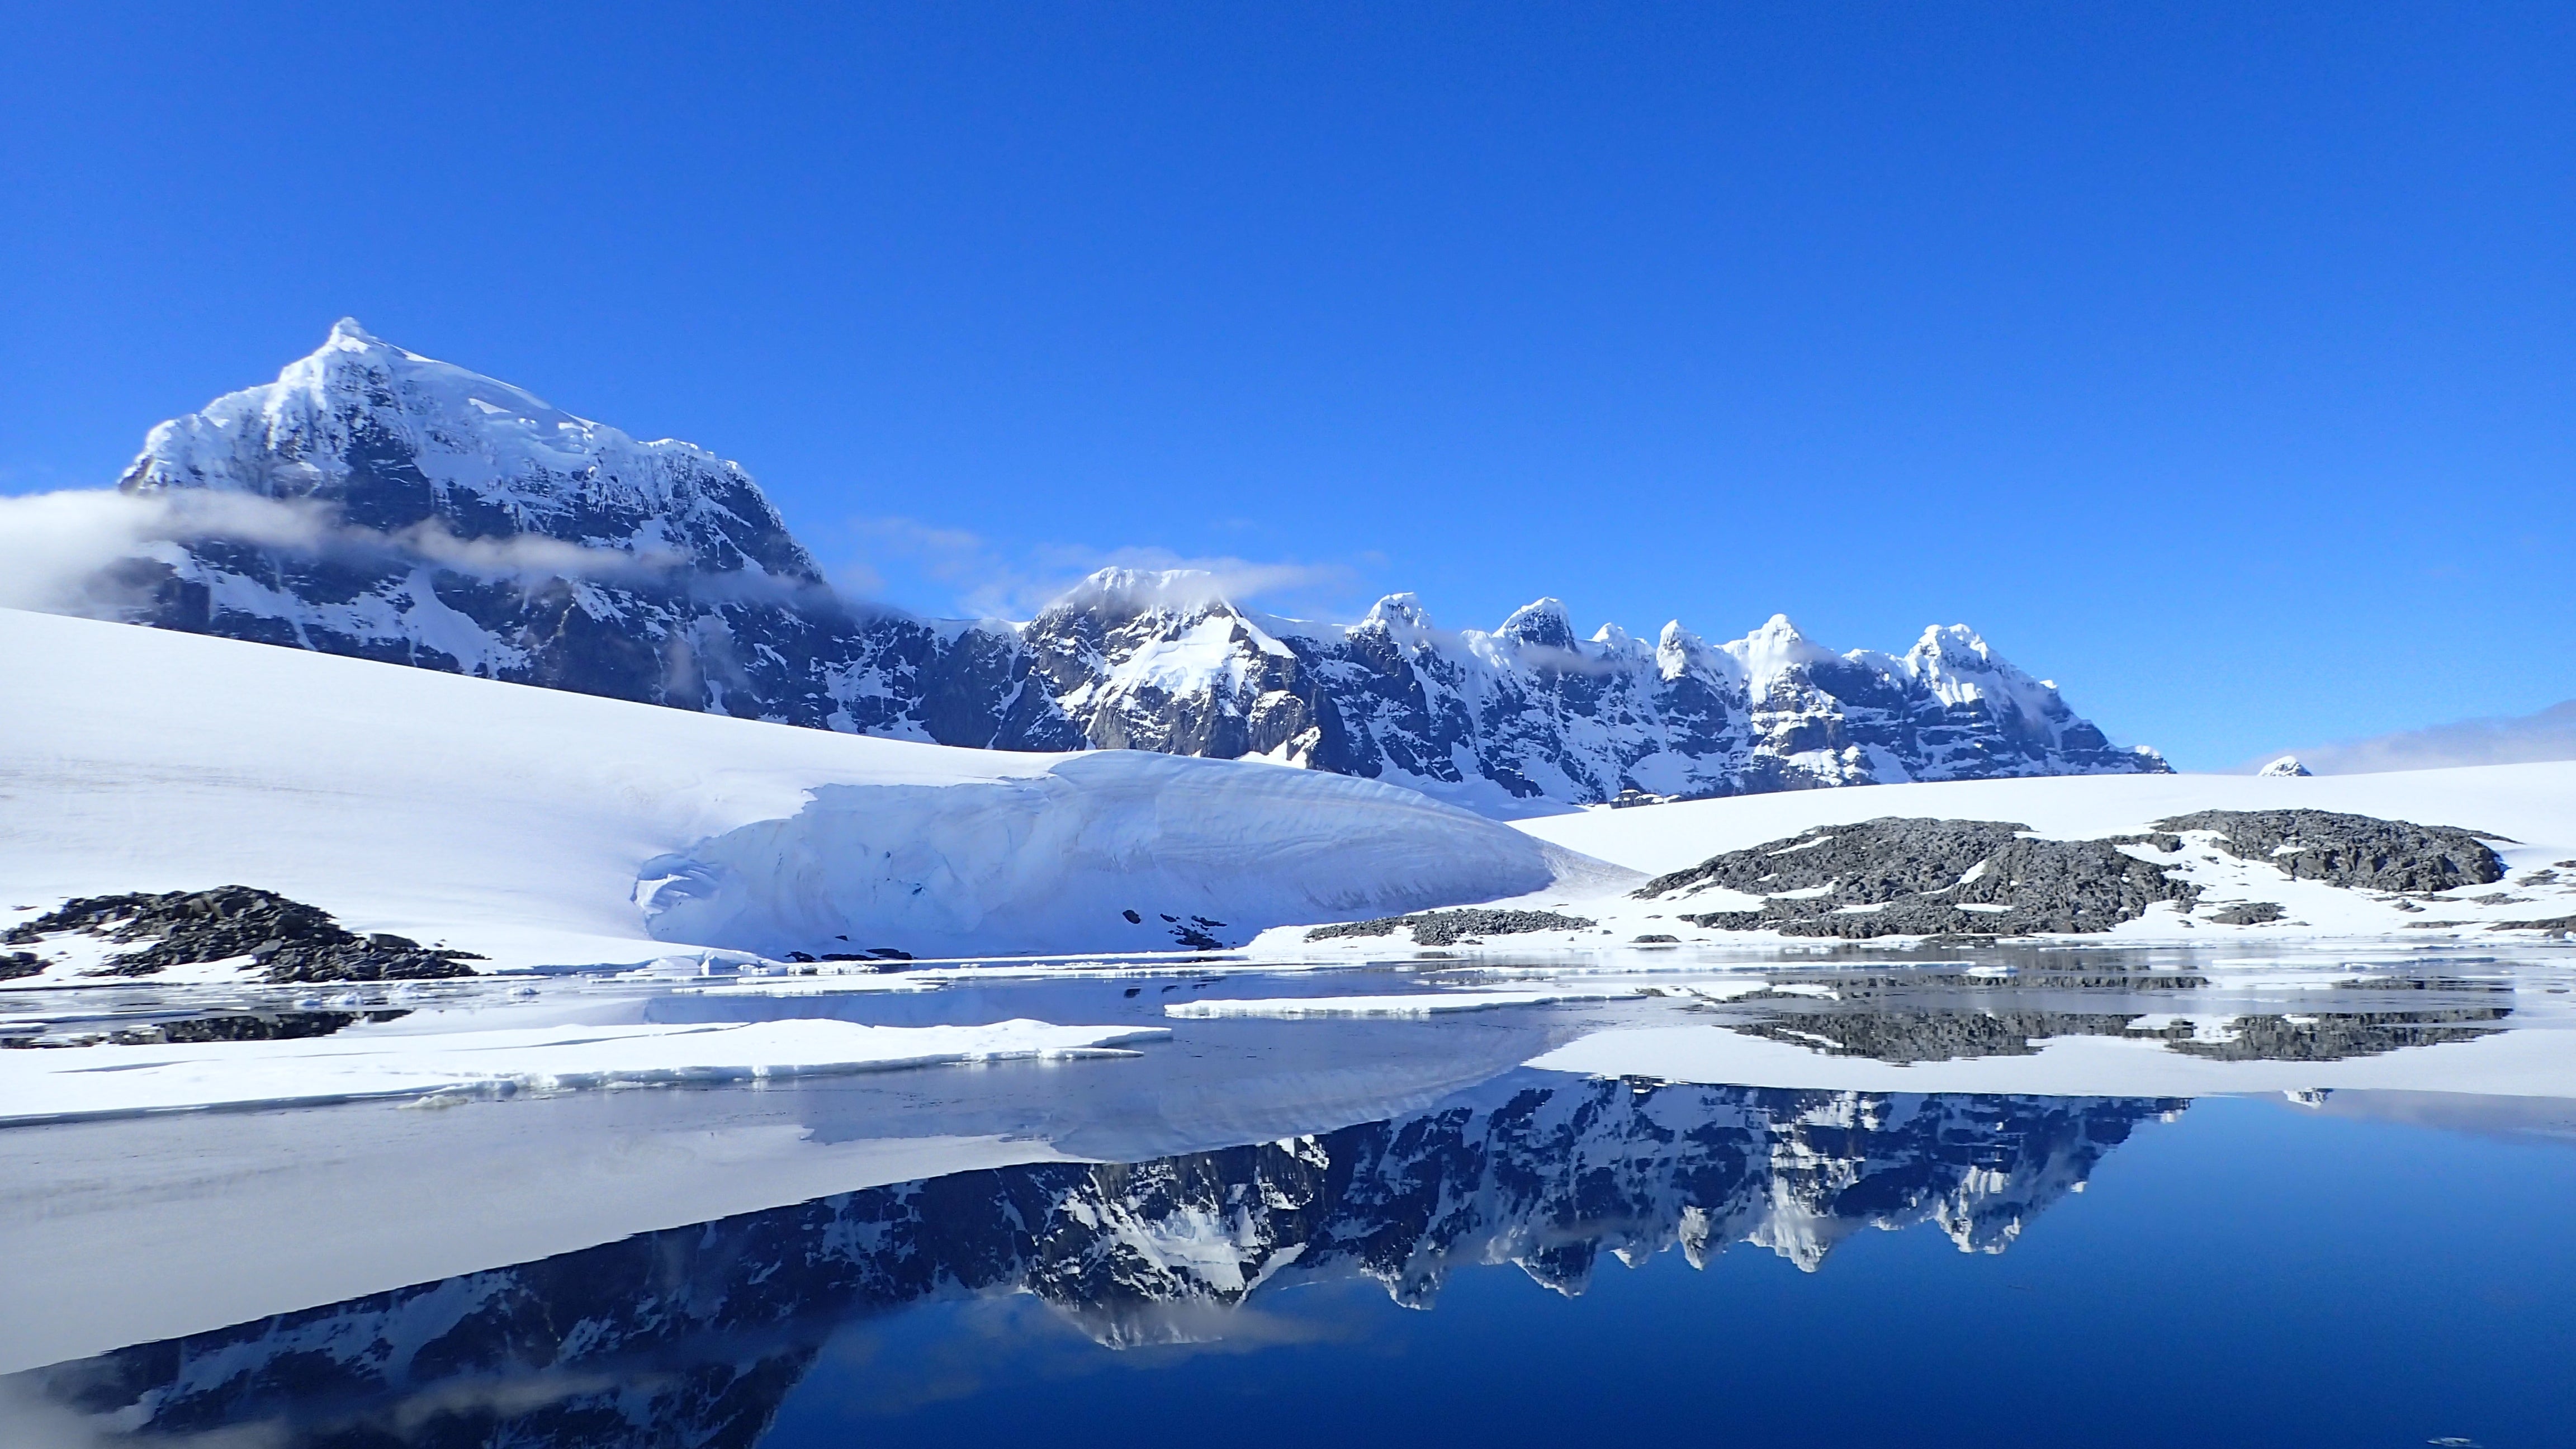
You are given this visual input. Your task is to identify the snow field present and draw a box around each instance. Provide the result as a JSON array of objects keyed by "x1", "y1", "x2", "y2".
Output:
[
  {"x1": 0, "y1": 608, "x2": 1561, "y2": 969},
  {"x1": 1512, "y1": 766, "x2": 2576, "y2": 877},
  {"x1": 1235, "y1": 764, "x2": 2576, "y2": 954},
  {"x1": 1525, "y1": 1014, "x2": 2576, "y2": 1100}
]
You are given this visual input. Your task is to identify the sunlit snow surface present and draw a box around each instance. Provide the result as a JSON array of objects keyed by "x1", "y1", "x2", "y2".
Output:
[
  {"x1": 0, "y1": 607, "x2": 1560, "y2": 968},
  {"x1": 0, "y1": 1017, "x2": 1169, "y2": 1126}
]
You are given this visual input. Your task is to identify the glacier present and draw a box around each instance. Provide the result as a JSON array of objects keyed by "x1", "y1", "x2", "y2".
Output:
[{"x1": 0, "y1": 608, "x2": 1566, "y2": 968}]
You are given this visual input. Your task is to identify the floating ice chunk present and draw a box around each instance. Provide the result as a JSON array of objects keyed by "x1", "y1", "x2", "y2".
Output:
[
  {"x1": 1167, "y1": 987, "x2": 1639, "y2": 1019},
  {"x1": 0, "y1": 1018, "x2": 1169, "y2": 1126}
]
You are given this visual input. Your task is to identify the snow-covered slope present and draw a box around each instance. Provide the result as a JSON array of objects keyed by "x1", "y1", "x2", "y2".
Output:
[
  {"x1": 70, "y1": 322, "x2": 2162, "y2": 813},
  {"x1": 0, "y1": 609, "x2": 1561, "y2": 968}
]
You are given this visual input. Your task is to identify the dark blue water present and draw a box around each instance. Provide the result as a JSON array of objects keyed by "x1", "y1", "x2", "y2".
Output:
[
  {"x1": 18, "y1": 1079, "x2": 2572, "y2": 1449},
  {"x1": 764, "y1": 1097, "x2": 2575, "y2": 1449}
]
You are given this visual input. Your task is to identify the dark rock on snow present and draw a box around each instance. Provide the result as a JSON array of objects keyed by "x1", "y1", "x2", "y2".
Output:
[
  {"x1": 1641, "y1": 818, "x2": 2198, "y2": 939},
  {"x1": 2151, "y1": 809, "x2": 2505, "y2": 893},
  {"x1": 2, "y1": 886, "x2": 481, "y2": 983},
  {"x1": 2494, "y1": 915, "x2": 2576, "y2": 936},
  {"x1": 1636, "y1": 808, "x2": 2518, "y2": 939}
]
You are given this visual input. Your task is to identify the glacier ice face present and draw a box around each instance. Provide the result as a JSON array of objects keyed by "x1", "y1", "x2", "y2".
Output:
[
  {"x1": 106, "y1": 323, "x2": 2166, "y2": 813},
  {"x1": 633, "y1": 750, "x2": 1562, "y2": 958}
]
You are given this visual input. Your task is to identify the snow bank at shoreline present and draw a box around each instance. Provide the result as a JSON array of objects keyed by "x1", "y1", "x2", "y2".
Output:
[
  {"x1": 0, "y1": 1016, "x2": 1171, "y2": 1126},
  {"x1": 1527, "y1": 1017, "x2": 2576, "y2": 1100}
]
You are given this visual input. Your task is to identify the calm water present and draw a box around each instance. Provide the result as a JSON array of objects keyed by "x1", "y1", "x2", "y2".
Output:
[{"x1": 7, "y1": 948, "x2": 2574, "y2": 1447}]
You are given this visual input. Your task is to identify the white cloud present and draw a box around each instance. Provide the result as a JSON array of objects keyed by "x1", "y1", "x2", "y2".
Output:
[
  {"x1": 0, "y1": 491, "x2": 1361, "y2": 629},
  {"x1": 2251, "y1": 701, "x2": 2576, "y2": 774},
  {"x1": 0, "y1": 1374, "x2": 287, "y2": 1448},
  {"x1": 0, "y1": 487, "x2": 692, "y2": 618},
  {"x1": 0, "y1": 489, "x2": 188, "y2": 614},
  {"x1": 842, "y1": 515, "x2": 1360, "y2": 621}
]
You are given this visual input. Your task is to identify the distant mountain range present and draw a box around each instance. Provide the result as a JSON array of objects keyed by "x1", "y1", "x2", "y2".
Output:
[
  {"x1": 105, "y1": 320, "x2": 2166, "y2": 813},
  {"x1": 2250, "y1": 699, "x2": 2576, "y2": 775}
]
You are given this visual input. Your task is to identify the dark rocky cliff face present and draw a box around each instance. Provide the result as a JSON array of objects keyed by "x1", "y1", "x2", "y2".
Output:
[
  {"x1": 17, "y1": 1075, "x2": 2180, "y2": 1448},
  {"x1": 106, "y1": 323, "x2": 2165, "y2": 812}
]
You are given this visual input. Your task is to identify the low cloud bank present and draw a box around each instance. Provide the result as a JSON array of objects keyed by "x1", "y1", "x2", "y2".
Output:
[
  {"x1": 0, "y1": 489, "x2": 1328, "y2": 629},
  {"x1": 2255, "y1": 702, "x2": 2576, "y2": 774},
  {"x1": 0, "y1": 487, "x2": 697, "y2": 617},
  {"x1": 842, "y1": 514, "x2": 1361, "y2": 622}
]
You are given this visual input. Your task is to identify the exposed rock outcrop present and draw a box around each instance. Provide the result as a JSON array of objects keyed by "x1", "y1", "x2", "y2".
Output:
[
  {"x1": 2, "y1": 886, "x2": 481, "y2": 983},
  {"x1": 1306, "y1": 907, "x2": 1598, "y2": 945},
  {"x1": 1641, "y1": 818, "x2": 2198, "y2": 938},
  {"x1": 1635, "y1": 808, "x2": 2521, "y2": 939},
  {"x1": 2152, "y1": 809, "x2": 2506, "y2": 892}
]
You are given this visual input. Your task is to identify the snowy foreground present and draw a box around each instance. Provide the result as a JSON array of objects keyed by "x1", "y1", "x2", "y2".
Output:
[
  {"x1": 11, "y1": 605, "x2": 2573, "y2": 985},
  {"x1": 0, "y1": 608, "x2": 1560, "y2": 970}
]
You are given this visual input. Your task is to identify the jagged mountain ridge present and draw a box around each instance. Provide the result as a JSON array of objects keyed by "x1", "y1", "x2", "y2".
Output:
[
  {"x1": 108, "y1": 322, "x2": 2167, "y2": 813},
  {"x1": 23, "y1": 1077, "x2": 2180, "y2": 1447}
]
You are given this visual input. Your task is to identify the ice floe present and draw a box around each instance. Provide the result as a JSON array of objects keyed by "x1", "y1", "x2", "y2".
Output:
[
  {"x1": 0, "y1": 1016, "x2": 1170, "y2": 1126},
  {"x1": 1527, "y1": 1017, "x2": 2576, "y2": 1099},
  {"x1": 1167, "y1": 987, "x2": 1642, "y2": 1018}
]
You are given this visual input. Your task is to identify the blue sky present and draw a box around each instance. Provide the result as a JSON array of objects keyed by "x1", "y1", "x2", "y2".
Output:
[{"x1": 4, "y1": 2, "x2": 2569, "y2": 769}]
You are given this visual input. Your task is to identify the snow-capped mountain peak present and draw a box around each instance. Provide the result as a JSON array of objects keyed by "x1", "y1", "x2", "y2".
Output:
[
  {"x1": 1652, "y1": 620, "x2": 1725, "y2": 681},
  {"x1": 123, "y1": 319, "x2": 818, "y2": 583},
  {"x1": 1356, "y1": 593, "x2": 1439, "y2": 647},
  {"x1": 1725, "y1": 612, "x2": 1839, "y2": 688},
  {"x1": 1040, "y1": 566, "x2": 1237, "y2": 620},
  {"x1": 1495, "y1": 596, "x2": 1579, "y2": 651}
]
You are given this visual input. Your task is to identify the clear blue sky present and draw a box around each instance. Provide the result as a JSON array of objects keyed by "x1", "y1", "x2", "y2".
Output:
[{"x1": 4, "y1": 2, "x2": 2569, "y2": 769}]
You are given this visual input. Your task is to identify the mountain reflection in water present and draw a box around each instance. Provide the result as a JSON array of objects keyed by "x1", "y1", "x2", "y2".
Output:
[{"x1": 18, "y1": 1074, "x2": 2175, "y2": 1447}]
